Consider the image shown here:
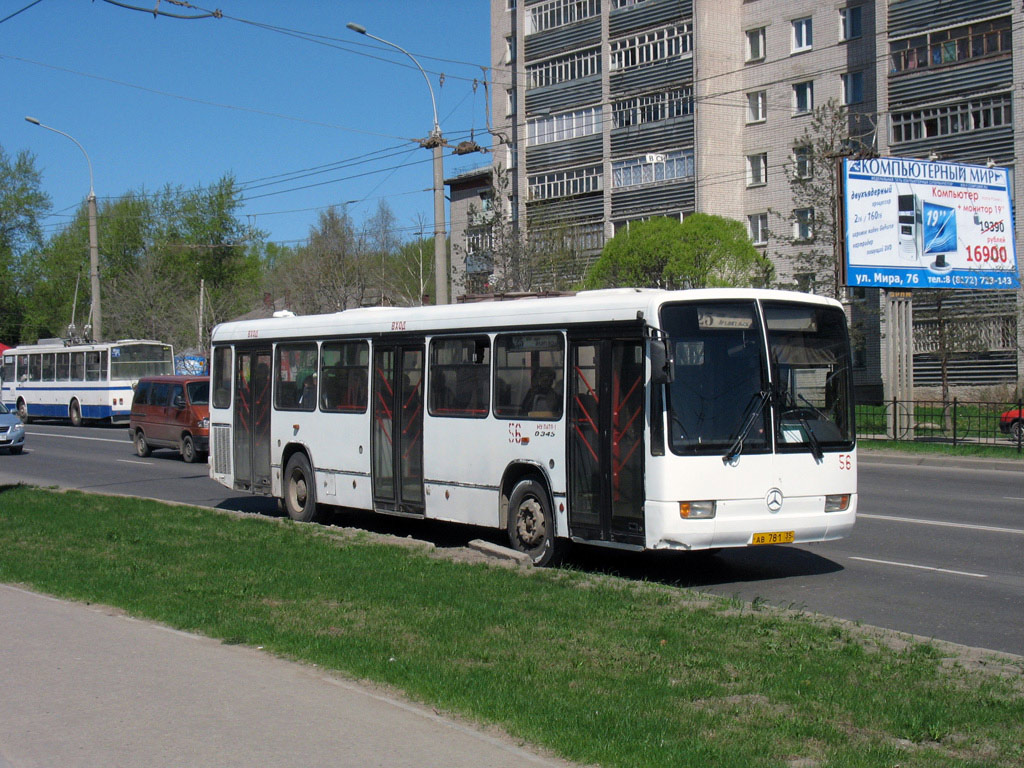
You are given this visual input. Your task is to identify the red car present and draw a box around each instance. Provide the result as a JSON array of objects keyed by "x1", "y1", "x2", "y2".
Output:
[{"x1": 999, "y1": 406, "x2": 1023, "y2": 442}]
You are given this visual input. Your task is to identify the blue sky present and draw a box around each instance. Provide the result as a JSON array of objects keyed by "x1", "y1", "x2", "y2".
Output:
[{"x1": 2, "y1": 1, "x2": 494, "y2": 247}]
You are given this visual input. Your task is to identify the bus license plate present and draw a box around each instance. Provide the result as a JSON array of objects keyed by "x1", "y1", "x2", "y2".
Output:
[{"x1": 752, "y1": 531, "x2": 794, "y2": 546}]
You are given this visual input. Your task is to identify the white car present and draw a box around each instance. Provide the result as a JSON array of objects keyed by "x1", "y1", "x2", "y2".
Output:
[{"x1": 0, "y1": 402, "x2": 26, "y2": 455}]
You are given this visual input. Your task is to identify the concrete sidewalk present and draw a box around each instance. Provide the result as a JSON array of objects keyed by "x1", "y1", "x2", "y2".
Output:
[{"x1": 0, "y1": 585, "x2": 573, "y2": 768}]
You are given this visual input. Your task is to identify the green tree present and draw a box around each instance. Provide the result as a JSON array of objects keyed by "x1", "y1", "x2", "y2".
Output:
[
  {"x1": 585, "y1": 214, "x2": 770, "y2": 290},
  {"x1": 0, "y1": 145, "x2": 50, "y2": 342}
]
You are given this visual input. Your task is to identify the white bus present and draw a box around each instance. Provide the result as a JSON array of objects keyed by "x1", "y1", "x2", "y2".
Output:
[
  {"x1": 1, "y1": 339, "x2": 174, "y2": 425},
  {"x1": 208, "y1": 289, "x2": 856, "y2": 565}
]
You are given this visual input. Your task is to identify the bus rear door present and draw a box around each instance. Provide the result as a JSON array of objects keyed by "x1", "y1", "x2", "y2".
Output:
[
  {"x1": 371, "y1": 341, "x2": 425, "y2": 515},
  {"x1": 233, "y1": 347, "x2": 272, "y2": 493}
]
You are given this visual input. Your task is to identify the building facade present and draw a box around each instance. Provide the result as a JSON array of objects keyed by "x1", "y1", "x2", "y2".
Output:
[{"x1": 447, "y1": 0, "x2": 1022, "y2": 395}]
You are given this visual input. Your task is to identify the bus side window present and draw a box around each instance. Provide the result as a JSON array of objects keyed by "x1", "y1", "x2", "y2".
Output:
[
  {"x1": 71, "y1": 353, "x2": 85, "y2": 381},
  {"x1": 212, "y1": 346, "x2": 232, "y2": 408},
  {"x1": 493, "y1": 333, "x2": 564, "y2": 420}
]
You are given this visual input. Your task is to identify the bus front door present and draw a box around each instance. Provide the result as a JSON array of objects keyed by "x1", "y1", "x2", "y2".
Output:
[
  {"x1": 371, "y1": 342, "x2": 424, "y2": 515},
  {"x1": 233, "y1": 347, "x2": 272, "y2": 494},
  {"x1": 568, "y1": 337, "x2": 645, "y2": 545}
]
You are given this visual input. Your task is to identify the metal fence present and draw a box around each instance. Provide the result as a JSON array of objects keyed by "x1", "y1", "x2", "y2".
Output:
[{"x1": 855, "y1": 398, "x2": 1023, "y2": 453}]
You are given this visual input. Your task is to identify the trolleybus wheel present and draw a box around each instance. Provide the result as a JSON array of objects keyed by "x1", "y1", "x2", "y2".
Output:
[
  {"x1": 283, "y1": 452, "x2": 321, "y2": 523},
  {"x1": 69, "y1": 399, "x2": 82, "y2": 427},
  {"x1": 16, "y1": 399, "x2": 28, "y2": 423},
  {"x1": 134, "y1": 430, "x2": 151, "y2": 457},
  {"x1": 506, "y1": 478, "x2": 565, "y2": 567}
]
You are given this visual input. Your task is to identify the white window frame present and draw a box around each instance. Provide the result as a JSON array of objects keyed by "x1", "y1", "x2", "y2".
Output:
[
  {"x1": 841, "y1": 71, "x2": 864, "y2": 105},
  {"x1": 527, "y1": 106, "x2": 603, "y2": 146},
  {"x1": 793, "y1": 81, "x2": 814, "y2": 114},
  {"x1": 610, "y1": 23, "x2": 693, "y2": 72},
  {"x1": 794, "y1": 208, "x2": 814, "y2": 241},
  {"x1": 745, "y1": 27, "x2": 766, "y2": 62},
  {"x1": 746, "y1": 91, "x2": 767, "y2": 123},
  {"x1": 526, "y1": 0, "x2": 601, "y2": 36},
  {"x1": 792, "y1": 16, "x2": 812, "y2": 53},
  {"x1": 528, "y1": 165, "x2": 603, "y2": 201},
  {"x1": 746, "y1": 153, "x2": 767, "y2": 187},
  {"x1": 611, "y1": 149, "x2": 695, "y2": 189},
  {"x1": 527, "y1": 47, "x2": 601, "y2": 89},
  {"x1": 794, "y1": 146, "x2": 813, "y2": 180},
  {"x1": 890, "y1": 93, "x2": 1012, "y2": 143},
  {"x1": 839, "y1": 6, "x2": 862, "y2": 41},
  {"x1": 612, "y1": 87, "x2": 693, "y2": 128},
  {"x1": 748, "y1": 213, "x2": 769, "y2": 245}
]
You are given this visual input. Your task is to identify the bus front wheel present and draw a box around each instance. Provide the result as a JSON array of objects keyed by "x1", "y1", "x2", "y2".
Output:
[
  {"x1": 283, "y1": 452, "x2": 321, "y2": 523},
  {"x1": 506, "y1": 479, "x2": 565, "y2": 567},
  {"x1": 69, "y1": 399, "x2": 82, "y2": 427},
  {"x1": 16, "y1": 400, "x2": 28, "y2": 423}
]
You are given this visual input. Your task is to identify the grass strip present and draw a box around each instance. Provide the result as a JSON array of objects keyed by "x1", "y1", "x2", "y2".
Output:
[
  {"x1": 1, "y1": 486, "x2": 1022, "y2": 768},
  {"x1": 859, "y1": 439, "x2": 1023, "y2": 459}
]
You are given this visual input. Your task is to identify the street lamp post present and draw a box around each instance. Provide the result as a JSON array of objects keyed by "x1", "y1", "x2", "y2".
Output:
[
  {"x1": 25, "y1": 116, "x2": 102, "y2": 341},
  {"x1": 346, "y1": 22, "x2": 448, "y2": 305}
]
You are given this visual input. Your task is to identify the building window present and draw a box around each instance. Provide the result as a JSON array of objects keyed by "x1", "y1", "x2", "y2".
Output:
[
  {"x1": 890, "y1": 93, "x2": 1012, "y2": 143},
  {"x1": 610, "y1": 23, "x2": 693, "y2": 72},
  {"x1": 792, "y1": 16, "x2": 812, "y2": 53},
  {"x1": 505, "y1": 89, "x2": 515, "y2": 117},
  {"x1": 526, "y1": 0, "x2": 600, "y2": 36},
  {"x1": 612, "y1": 0, "x2": 646, "y2": 7},
  {"x1": 748, "y1": 213, "x2": 769, "y2": 245},
  {"x1": 747, "y1": 91, "x2": 767, "y2": 123},
  {"x1": 794, "y1": 146, "x2": 813, "y2": 179},
  {"x1": 839, "y1": 6, "x2": 862, "y2": 41},
  {"x1": 527, "y1": 47, "x2": 601, "y2": 88},
  {"x1": 612, "y1": 149, "x2": 694, "y2": 188},
  {"x1": 528, "y1": 106, "x2": 602, "y2": 146},
  {"x1": 745, "y1": 27, "x2": 765, "y2": 62},
  {"x1": 889, "y1": 16, "x2": 1011, "y2": 74},
  {"x1": 793, "y1": 81, "x2": 814, "y2": 114},
  {"x1": 794, "y1": 208, "x2": 814, "y2": 241},
  {"x1": 746, "y1": 153, "x2": 767, "y2": 187},
  {"x1": 841, "y1": 71, "x2": 864, "y2": 105},
  {"x1": 528, "y1": 165, "x2": 603, "y2": 200},
  {"x1": 795, "y1": 272, "x2": 816, "y2": 292},
  {"x1": 612, "y1": 87, "x2": 693, "y2": 128}
]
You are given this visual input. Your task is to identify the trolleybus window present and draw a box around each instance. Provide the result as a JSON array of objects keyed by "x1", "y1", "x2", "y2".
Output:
[
  {"x1": 429, "y1": 336, "x2": 490, "y2": 418},
  {"x1": 110, "y1": 343, "x2": 174, "y2": 380},
  {"x1": 85, "y1": 351, "x2": 107, "y2": 382},
  {"x1": 320, "y1": 341, "x2": 368, "y2": 413},
  {"x1": 275, "y1": 342, "x2": 318, "y2": 411},
  {"x1": 212, "y1": 347, "x2": 232, "y2": 409},
  {"x1": 493, "y1": 333, "x2": 564, "y2": 420},
  {"x1": 71, "y1": 352, "x2": 85, "y2": 381},
  {"x1": 57, "y1": 353, "x2": 70, "y2": 381}
]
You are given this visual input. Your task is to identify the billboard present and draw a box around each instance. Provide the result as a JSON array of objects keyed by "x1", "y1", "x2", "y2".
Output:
[{"x1": 844, "y1": 157, "x2": 1019, "y2": 290}]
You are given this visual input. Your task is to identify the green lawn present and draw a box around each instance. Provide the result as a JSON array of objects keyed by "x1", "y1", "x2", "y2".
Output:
[{"x1": 1, "y1": 486, "x2": 1022, "y2": 768}]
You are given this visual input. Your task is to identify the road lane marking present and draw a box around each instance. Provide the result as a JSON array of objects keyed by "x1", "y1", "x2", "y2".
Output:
[
  {"x1": 849, "y1": 556, "x2": 988, "y2": 579},
  {"x1": 117, "y1": 460, "x2": 152, "y2": 466},
  {"x1": 859, "y1": 513, "x2": 1024, "y2": 536},
  {"x1": 27, "y1": 431, "x2": 127, "y2": 445}
]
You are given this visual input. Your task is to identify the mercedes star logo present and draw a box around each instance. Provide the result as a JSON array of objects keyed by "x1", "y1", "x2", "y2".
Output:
[{"x1": 766, "y1": 488, "x2": 784, "y2": 513}]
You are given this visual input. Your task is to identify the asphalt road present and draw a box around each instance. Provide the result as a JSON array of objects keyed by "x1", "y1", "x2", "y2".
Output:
[{"x1": 3, "y1": 423, "x2": 1023, "y2": 656}]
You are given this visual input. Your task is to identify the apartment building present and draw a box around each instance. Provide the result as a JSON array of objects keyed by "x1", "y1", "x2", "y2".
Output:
[{"x1": 447, "y1": 0, "x2": 1021, "y2": 393}]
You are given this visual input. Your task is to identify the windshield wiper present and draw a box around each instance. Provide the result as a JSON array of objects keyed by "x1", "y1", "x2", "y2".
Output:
[{"x1": 722, "y1": 391, "x2": 770, "y2": 464}]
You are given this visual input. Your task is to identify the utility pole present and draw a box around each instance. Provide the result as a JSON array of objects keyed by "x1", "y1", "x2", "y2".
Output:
[{"x1": 26, "y1": 116, "x2": 102, "y2": 341}]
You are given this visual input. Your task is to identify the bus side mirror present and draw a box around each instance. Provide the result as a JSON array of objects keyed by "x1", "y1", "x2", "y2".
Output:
[{"x1": 650, "y1": 340, "x2": 674, "y2": 385}]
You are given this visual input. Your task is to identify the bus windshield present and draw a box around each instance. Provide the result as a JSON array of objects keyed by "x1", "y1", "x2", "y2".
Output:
[
  {"x1": 764, "y1": 301, "x2": 854, "y2": 451},
  {"x1": 110, "y1": 343, "x2": 174, "y2": 380},
  {"x1": 661, "y1": 301, "x2": 769, "y2": 455},
  {"x1": 660, "y1": 299, "x2": 854, "y2": 456}
]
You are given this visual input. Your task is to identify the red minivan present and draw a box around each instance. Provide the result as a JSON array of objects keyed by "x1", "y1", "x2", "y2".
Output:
[{"x1": 129, "y1": 375, "x2": 210, "y2": 462}]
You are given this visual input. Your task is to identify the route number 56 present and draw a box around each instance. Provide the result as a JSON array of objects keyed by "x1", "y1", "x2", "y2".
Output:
[{"x1": 837, "y1": 454, "x2": 853, "y2": 470}]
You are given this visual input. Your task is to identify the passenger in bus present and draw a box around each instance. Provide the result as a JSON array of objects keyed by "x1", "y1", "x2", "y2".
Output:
[
  {"x1": 521, "y1": 368, "x2": 558, "y2": 414},
  {"x1": 298, "y1": 374, "x2": 317, "y2": 409}
]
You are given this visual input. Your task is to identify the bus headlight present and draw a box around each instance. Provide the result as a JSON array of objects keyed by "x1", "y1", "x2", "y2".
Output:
[
  {"x1": 679, "y1": 501, "x2": 716, "y2": 519},
  {"x1": 825, "y1": 494, "x2": 851, "y2": 512}
]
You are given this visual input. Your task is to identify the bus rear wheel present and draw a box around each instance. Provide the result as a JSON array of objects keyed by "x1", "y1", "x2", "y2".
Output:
[
  {"x1": 283, "y1": 452, "x2": 321, "y2": 523},
  {"x1": 506, "y1": 479, "x2": 565, "y2": 567},
  {"x1": 69, "y1": 399, "x2": 82, "y2": 427},
  {"x1": 16, "y1": 399, "x2": 28, "y2": 423}
]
